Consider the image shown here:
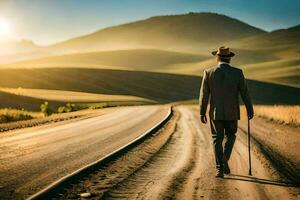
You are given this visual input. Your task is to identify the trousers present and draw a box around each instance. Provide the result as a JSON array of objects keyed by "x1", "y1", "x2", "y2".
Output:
[{"x1": 210, "y1": 119, "x2": 238, "y2": 170}]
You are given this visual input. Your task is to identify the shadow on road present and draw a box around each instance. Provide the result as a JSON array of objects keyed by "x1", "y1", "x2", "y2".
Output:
[{"x1": 224, "y1": 174, "x2": 299, "y2": 188}]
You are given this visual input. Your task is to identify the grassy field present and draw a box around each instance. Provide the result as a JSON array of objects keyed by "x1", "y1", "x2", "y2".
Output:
[
  {"x1": 2, "y1": 49, "x2": 207, "y2": 70},
  {"x1": 0, "y1": 87, "x2": 153, "y2": 103},
  {"x1": 243, "y1": 58, "x2": 300, "y2": 88},
  {"x1": 193, "y1": 104, "x2": 300, "y2": 126},
  {"x1": 0, "y1": 68, "x2": 299, "y2": 112},
  {"x1": 0, "y1": 48, "x2": 281, "y2": 70},
  {"x1": 0, "y1": 90, "x2": 66, "y2": 111},
  {"x1": 3, "y1": 47, "x2": 299, "y2": 88},
  {"x1": 0, "y1": 68, "x2": 201, "y2": 106},
  {"x1": 155, "y1": 47, "x2": 299, "y2": 88},
  {"x1": 230, "y1": 25, "x2": 300, "y2": 50}
]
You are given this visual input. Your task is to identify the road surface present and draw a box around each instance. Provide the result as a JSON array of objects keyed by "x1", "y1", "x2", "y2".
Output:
[
  {"x1": 58, "y1": 106, "x2": 299, "y2": 200},
  {"x1": 0, "y1": 105, "x2": 170, "y2": 199}
]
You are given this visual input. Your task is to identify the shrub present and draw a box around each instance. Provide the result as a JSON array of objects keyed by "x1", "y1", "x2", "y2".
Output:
[
  {"x1": 57, "y1": 103, "x2": 77, "y2": 113},
  {"x1": 40, "y1": 101, "x2": 52, "y2": 116}
]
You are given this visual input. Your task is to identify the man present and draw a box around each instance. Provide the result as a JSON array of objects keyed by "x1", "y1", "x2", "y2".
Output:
[{"x1": 199, "y1": 46, "x2": 254, "y2": 178}]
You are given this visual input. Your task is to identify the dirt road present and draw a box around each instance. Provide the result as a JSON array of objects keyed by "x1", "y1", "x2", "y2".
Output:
[
  {"x1": 58, "y1": 106, "x2": 299, "y2": 200},
  {"x1": 0, "y1": 105, "x2": 170, "y2": 200}
]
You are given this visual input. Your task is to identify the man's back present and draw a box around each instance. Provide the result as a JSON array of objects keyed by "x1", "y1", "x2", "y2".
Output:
[
  {"x1": 199, "y1": 63, "x2": 253, "y2": 120},
  {"x1": 199, "y1": 46, "x2": 254, "y2": 178}
]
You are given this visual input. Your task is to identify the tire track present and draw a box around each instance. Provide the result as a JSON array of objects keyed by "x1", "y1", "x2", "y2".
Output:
[
  {"x1": 178, "y1": 107, "x2": 231, "y2": 200},
  {"x1": 104, "y1": 106, "x2": 197, "y2": 200},
  {"x1": 177, "y1": 106, "x2": 298, "y2": 200},
  {"x1": 238, "y1": 120, "x2": 300, "y2": 184}
]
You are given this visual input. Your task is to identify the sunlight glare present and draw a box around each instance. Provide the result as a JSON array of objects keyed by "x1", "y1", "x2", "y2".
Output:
[{"x1": 0, "y1": 18, "x2": 13, "y2": 40}]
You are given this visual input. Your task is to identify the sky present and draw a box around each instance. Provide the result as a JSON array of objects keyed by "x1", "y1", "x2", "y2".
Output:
[{"x1": 0, "y1": 0, "x2": 299, "y2": 45}]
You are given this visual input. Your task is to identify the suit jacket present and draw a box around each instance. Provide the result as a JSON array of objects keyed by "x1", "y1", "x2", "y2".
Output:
[{"x1": 199, "y1": 63, "x2": 254, "y2": 120}]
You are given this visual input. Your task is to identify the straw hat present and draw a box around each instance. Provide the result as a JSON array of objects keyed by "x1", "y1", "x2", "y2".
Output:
[{"x1": 212, "y1": 46, "x2": 235, "y2": 57}]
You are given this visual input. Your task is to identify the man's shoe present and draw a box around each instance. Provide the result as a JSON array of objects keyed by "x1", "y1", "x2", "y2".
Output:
[
  {"x1": 223, "y1": 161, "x2": 231, "y2": 174},
  {"x1": 215, "y1": 170, "x2": 224, "y2": 178},
  {"x1": 223, "y1": 156, "x2": 231, "y2": 174}
]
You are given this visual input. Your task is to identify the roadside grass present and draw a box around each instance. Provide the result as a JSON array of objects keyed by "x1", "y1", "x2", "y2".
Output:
[
  {"x1": 0, "y1": 100, "x2": 152, "y2": 124},
  {"x1": 254, "y1": 105, "x2": 300, "y2": 126},
  {"x1": 0, "y1": 109, "x2": 43, "y2": 124},
  {"x1": 191, "y1": 104, "x2": 300, "y2": 126}
]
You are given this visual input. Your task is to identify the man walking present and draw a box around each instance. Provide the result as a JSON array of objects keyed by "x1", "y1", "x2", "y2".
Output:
[{"x1": 199, "y1": 46, "x2": 254, "y2": 178}]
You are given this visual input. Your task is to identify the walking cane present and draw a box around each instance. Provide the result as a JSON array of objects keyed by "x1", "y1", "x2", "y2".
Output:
[{"x1": 247, "y1": 118, "x2": 252, "y2": 175}]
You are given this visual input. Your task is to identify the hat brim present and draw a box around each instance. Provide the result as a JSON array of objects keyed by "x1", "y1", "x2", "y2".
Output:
[{"x1": 211, "y1": 51, "x2": 235, "y2": 57}]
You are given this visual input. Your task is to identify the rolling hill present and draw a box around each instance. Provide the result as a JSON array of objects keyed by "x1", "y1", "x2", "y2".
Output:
[
  {"x1": 0, "y1": 68, "x2": 200, "y2": 105},
  {"x1": 3, "y1": 46, "x2": 299, "y2": 87},
  {"x1": 49, "y1": 12, "x2": 265, "y2": 53},
  {"x1": 3, "y1": 49, "x2": 207, "y2": 70},
  {"x1": 230, "y1": 24, "x2": 300, "y2": 50},
  {"x1": 158, "y1": 49, "x2": 300, "y2": 87},
  {"x1": 155, "y1": 24, "x2": 300, "y2": 87},
  {"x1": 0, "y1": 13, "x2": 298, "y2": 112},
  {"x1": 0, "y1": 12, "x2": 267, "y2": 65},
  {"x1": 0, "y1": 87, "x2": 150, "y2": 103},
  {"x1": 5, "y1": 46, "x2": 298, "y2": 87},
  {"x1": 0, "y1": 68, "x2": 299, "y2": 111},
  {"x1": 0, "y1": 91, "x2": 64, "y2": 111},
  {"x1": 225, "y1": 25, "x2": 300, "y2": 87}
]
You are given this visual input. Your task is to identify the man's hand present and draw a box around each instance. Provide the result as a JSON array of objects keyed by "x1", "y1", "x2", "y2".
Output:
[
  {"x1": 248, "y1": 113, "x2": 254, "y2": 120},
  {"x1": 201, "y1": 115, "x2": 207, "y2": 124}
]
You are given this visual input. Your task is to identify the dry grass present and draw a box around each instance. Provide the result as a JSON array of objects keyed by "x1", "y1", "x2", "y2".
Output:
[
  {"x1": 2, "y1": 49, "x2": 206, "y2": 70},
  {"x1": 0, "y1": 68, "x2": 298, "y2": 112},
  {"x1": 191, "y1": 105, "x2": 300, "y2": 126},
  {"x1": 0, "y1": 68, "x2": 201, "y2": 111},
  {"x1": 1, "y1": 47, "x2": 299, "y2": 88},
  {"x1": 254, "y1": 105, "x2": 300, "y2": 126},
  {"x1": 0, "y1": 109, "x2": 43, "y2": 123},
  {"x1": 0, "y1": 87, "x2": 153, "y2": 103}
]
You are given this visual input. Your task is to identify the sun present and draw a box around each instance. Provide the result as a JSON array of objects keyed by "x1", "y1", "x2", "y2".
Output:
[{"x1": 0, "y1": 18, "x2": 12, "y2": 39}]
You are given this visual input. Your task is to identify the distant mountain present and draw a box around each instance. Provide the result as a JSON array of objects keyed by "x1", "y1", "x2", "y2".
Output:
[{"x1": 50, "y1": 12, "x2": 266, "y2": 53}]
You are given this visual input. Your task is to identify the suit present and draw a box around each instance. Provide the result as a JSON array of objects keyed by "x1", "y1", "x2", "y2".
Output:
[
  {"x1": 199, "y1": 63, "x2": 254, "y2": 171},
  {"x1": 199, "y1": 63, "x2": 253, "y2": 120}
]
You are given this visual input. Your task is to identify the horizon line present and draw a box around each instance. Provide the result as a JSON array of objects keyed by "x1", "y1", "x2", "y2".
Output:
[{"x1": 6, "y1": 12, "x2": 300, "y2": 46}]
